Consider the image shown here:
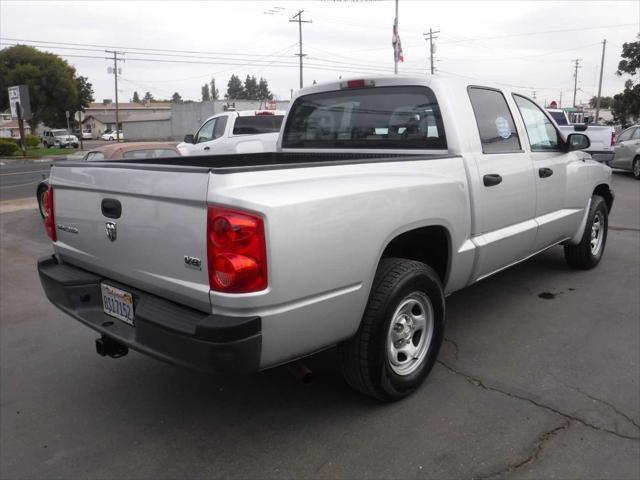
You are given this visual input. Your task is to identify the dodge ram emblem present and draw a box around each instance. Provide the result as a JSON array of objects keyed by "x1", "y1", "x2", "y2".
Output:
[{"x1": 105, "y1": 222, "x2": 117, "y2": 242}]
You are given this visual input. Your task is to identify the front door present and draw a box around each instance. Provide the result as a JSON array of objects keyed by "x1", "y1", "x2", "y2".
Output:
[
  {"x1": 193, "y1": 116, "x2": 228, "y2": 155},
  {"x1": 611, "y1": 126, "x2": 638, "y2": 170},
  {"x1": 467, "y1": 87, "x2": 537, "y2": 279},
  {"x1": 512, "y1": 94, "x2": 581, "y2": 251}
]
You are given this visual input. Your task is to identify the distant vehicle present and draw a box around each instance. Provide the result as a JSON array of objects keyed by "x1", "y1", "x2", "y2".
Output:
[
  {"x1": 101, "y1": 130, "x2": 124, "y2": 141},
  {"x1": 610, "y1": 125, "x2": 640, "y2": 179},
  {"x1": 36, "y1": 142, "x2": 180, "y2": 217},
  {"x1": 177, "y1": 110, "x2": 285, "y2": 156},
  {"x1": 81, "y1": 129, "x2": 92, "y2": 140},
  {"x1": 546, "y1": 108, "x2": 616, "y2": 162},
  {"x1": 41, "y1": 129, "x2": 79, "y2": 149}
]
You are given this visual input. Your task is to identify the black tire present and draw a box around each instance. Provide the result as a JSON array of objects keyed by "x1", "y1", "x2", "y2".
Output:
[
  {"x1": 37, "y1": 186, "x2": 48, "y2": 218},
  {"x1": 45, "y1": 142, "x2": 51, "y2": 149},
  {"x1": 633, "y1": 157, "x2": 640, "y2": 180},
  {"x1": 339, "y1": 258, "x2": 445, "y2": 401},
  {"x1": 564, "y1": 195, "x2": 608, "y2": 269}
]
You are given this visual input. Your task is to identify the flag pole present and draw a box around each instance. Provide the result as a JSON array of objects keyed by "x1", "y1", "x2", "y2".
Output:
[{"x1": 394, "y1": 0, "x2": 399, "y2": 74}]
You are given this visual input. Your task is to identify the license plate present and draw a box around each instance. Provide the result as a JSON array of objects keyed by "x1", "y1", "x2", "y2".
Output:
[{"x1": 101, "y1": 284, "x2": 134, "y2": 326}]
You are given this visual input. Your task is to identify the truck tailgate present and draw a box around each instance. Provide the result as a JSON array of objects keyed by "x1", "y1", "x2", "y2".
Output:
[{"x1": 49, "y1": 163, "x2": 212, "y2": 311}]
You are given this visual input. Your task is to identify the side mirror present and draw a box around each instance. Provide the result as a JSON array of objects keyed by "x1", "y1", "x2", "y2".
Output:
[
  {"x1": 573, "y1": 124, "x2": 588, "y2": 132},
  {"x1": 567, "y1": 133, "x2": 590, "y2": 151},
  {"x1": 183, "y1": 134, "x2": 195, "y2": 144}
]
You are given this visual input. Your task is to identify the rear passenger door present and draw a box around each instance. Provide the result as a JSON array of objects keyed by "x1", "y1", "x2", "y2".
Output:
[
  {"x1": 512, "y1": 95, "x2": 577, "y2": 251},
  {"x1": 467, "y1": 87, "x2": 537, "y2": 279}
]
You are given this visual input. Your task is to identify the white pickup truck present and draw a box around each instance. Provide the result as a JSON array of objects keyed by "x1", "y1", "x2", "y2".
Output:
[
  {"x1": 38, "y1": 76, "x2": 613, "y2": 401},
  {"x1": 546, "y1": 108, "x2": 616, "y2": 163},
  {"x1": 177, "y1": 110, "x2": 285, "y2": 156}
]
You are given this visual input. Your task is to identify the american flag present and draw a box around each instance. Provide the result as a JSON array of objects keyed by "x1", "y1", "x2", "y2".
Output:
[{"x1": 392, "y1": 17, "x2": 404, "y2": 63}]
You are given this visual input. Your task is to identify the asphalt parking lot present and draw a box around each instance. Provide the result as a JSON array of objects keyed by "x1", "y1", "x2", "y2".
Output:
[{"x1": 0, "y1": 170, "x2": 638, "y2": 479}]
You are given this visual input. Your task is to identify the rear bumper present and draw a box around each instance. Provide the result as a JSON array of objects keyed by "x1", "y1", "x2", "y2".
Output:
[{"x1": 38, "y1": 255, "x2": 261, "y2": 374}]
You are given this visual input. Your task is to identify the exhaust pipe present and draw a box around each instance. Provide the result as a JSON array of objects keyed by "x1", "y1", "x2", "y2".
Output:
[
  {"x1": 286, "y1": 361, "x2": 313, "y2": 384},
  {"x1": 96, "y1": 336, "x2": 128, "y2": 358}
]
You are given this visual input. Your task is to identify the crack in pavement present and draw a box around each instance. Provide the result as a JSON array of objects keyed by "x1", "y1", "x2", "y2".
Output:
[
  {"x1": 566, "y1": 384, "x2": 640, "y2": 430},
  {"x1": 443, "y1": 336, "x2": 459, "y2": 360},
  {"x1": 437, "y1": 360, "x2": 640, "y2": 441},
  {"x1": 472, "y1": 420, "x2": 572, "y2": 480}
]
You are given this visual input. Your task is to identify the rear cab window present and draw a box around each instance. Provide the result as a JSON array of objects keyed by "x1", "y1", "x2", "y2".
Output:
[
  {"x1": 548, "y1": 110, "x2": 568, "y2": 126},
  {"x1": 468, "y1": 87, "x2": 521, "y2": 154},
  {"x1": 281, "y1": 86, "x2": 446, "y2": 150},
  {"x1": 233, "y1": 115, "x2": 283, "y2": 135}
]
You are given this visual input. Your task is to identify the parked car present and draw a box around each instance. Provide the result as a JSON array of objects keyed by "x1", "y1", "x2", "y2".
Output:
[
  {"x1": 81, "y1": 129, "x2": 93, "y2": 140},
  {"x1": 36, "y1": 142, "x2": 180, "y2": 217},
  {"x1": 101, "y1": 130, "x2": 123, "y2": 141},
  {"x1": 41, "y1": 129, "x2": 79, "y2": 149},
  {"x1": 38, "y1": 76, "x2": 612, "y2": 401},
  {"x1": 609, "y1": 125, "x2": 640, "y2": 178},
  {"x1": 546, "y1": 108, "x2": 616, "y2": 162},
  {"x1": 177, "y1": 110, "x2": 285, "y2": 156}
]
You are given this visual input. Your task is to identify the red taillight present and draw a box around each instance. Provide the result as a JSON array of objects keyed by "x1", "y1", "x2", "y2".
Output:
[
  {"x1": 611, "y1": 132, "x2": 616, "y2": 147},
  {"x1": 254, "y1": 111, "x2": 274, "y2": 115},
  {"x1": 207, "y1": 206, "x2": 267, "y2": 293},
  {"x1": 43, "y1": 187, "x2": 56, "y2": 242}
]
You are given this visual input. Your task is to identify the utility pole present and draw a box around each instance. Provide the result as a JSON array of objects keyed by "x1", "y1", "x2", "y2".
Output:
[
  {"x1": 423, "y1": 28, "x2": 440, "y2": 75},
  {"x1": 595, "y1": 39, "x2": 607, "y2": 125},
  {"x1": 572, "y1": 58, "x2": 582, "y2": 108},
  {"x1": 290, "y1": 10, "x2": 311, "y2": 89},
  {"x1": 106, "y1": 50, "x2": 124, "y2": 142}
]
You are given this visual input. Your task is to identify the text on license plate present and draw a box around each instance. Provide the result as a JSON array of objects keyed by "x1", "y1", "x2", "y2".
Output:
[{"x1": 101, "y1": 283, "x2": 134, "y2": 325}]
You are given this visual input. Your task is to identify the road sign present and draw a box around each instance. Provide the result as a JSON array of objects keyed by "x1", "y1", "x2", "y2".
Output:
[{"x1": 7, "y1": 85, "x2": 32, "y2": 120}]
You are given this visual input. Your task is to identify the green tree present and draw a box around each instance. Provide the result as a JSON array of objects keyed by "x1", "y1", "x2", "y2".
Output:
[
  {"x1": 613, "y1": 40, "x2": 640, "y2": 125},
  {"x1": 142, "y1": 91, "x2": 154, "y2": 103},
  {"x1": 201, "y1": 83, "x2": 211, "y2": 101},
  {"x1": 0, "y1": 45, "x2": 92, "y2": 130},
  {"x1": 210, "y1": 78, "x2": 219, "y2": 100},
  {"x1": 171, "y1": 92, "x2": 183, "y2": 103},
  {"x1": 226, "y1": 74, "x2": 244, "y2": 99},
  {"x1": 243, "y1": 75, "x2": 259, "y2": 99},
  {"x1": 257, "y1": 77, "x2": 272, "y2": 101},
  {"x1": 588, "y1": 96, "x2": 613, "y2": 109},
  {"x1": 132, "y1": 91, "x2": 141, "y2": 103}
]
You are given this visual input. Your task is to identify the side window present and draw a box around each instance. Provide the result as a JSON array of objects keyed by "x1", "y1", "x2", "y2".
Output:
[
  {"x1": 195, "y1": 118, "x2": 217, "y2": 143},
  {"x1": 213, "y1": 116, "x2": 227, "y2": 139},
  {"x1": 468, "y1": 87, "x2": 521, "y2": 154},
  {"x1": 513, "y1": 95, "x2": 560, "y2": 151},
  {"x1": 632, "y1": 128, "x2": 640, "y2": 140},
  {"x1": 617, "y1": 128, "x2": 634, "y2": 142}
]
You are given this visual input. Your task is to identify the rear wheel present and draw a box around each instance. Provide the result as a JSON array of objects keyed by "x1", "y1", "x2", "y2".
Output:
[
  {"x1": 37, "y1": 185, "x2": 48, "y2": 218},
  {"x1": 633, "y1": 157, "x2": 640, "y2": 179},
  {"x1": 339, "y1": 258, "x2": 445, "y2": 401},
  {"x1": 564, "y1": 195, "x2": 608, "y2": 269}
]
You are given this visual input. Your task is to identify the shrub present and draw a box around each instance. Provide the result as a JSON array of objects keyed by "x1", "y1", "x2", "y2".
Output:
[
  {"x1": 25, "y1": 134, "x2": 40, "y2": 148},
  {"x1": 0, "y1": 139, "x2": 19, "y2": 156}
]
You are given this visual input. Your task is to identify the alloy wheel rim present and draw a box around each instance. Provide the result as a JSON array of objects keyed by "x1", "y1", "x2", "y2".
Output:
[
  {"x1": 590, "y1": 211, "x2": 604, "y2": 256},
  {"x1": 386, "y1": 292, "x2": 434, "y2": 376}
]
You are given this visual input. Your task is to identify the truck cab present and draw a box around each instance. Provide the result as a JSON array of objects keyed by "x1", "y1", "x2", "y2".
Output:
[{"x1": 178, "y1": 110, "x2": 285, "y2": 156}]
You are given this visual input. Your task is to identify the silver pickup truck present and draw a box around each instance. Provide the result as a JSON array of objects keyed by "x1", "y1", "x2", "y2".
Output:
[{"x1": 38, "y1": 76, "x2": 613, "y2": 401}]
